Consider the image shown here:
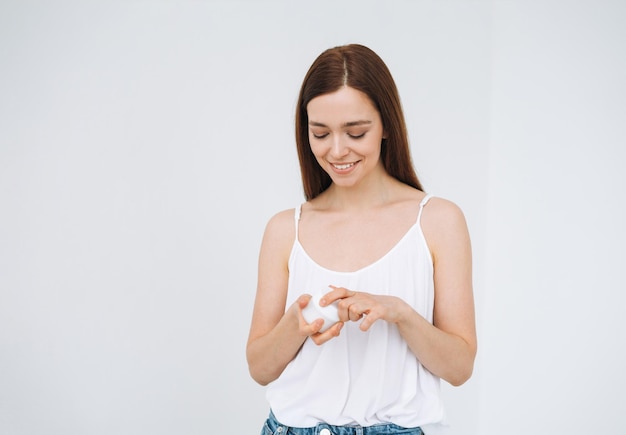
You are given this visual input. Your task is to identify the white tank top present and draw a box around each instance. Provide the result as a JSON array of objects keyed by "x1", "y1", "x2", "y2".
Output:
[{"x1": 266, "y1": 194, "x2": 444, "y2": 429}]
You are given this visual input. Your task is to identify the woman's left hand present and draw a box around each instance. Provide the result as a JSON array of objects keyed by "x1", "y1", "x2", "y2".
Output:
[{"x1": 320, "y1": 285, "x2": 409, "y2": 331}]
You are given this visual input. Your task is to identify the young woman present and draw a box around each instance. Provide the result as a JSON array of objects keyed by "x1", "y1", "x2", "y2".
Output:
[{"x1": 247, "y1": 44, "x2": 476, "y2": 434}]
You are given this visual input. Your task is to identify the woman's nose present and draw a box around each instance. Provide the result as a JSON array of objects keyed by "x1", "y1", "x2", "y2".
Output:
[{"x1": 330, "y1": 136, "x2": 349, "y2": 158}]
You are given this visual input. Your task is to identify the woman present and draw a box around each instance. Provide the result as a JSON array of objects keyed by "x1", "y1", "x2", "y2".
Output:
[{"x1": 247, "y1": 44, "x2": 476, "y2": 434}]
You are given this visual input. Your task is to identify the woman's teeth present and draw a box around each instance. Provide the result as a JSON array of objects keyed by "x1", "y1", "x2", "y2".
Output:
[{"x1": 333, "y1": 162, "x2": 355, "y2": 170}]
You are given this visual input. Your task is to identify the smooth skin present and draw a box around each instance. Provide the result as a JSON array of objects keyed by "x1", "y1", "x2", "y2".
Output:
[{"x1": 246, "y1": 86, "x2": 476, "y2": 387}]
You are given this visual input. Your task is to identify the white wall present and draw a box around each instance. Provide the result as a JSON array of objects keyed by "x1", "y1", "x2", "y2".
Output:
[
  {"x1": 480, "y1": 1, "x2": 626, "y2": 433},
  {"x1": 0, "y1": 1, "x2": 623, "y2": 434}
]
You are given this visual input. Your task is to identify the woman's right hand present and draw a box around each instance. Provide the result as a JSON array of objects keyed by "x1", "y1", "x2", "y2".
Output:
[{"x1": 296, "y1": 294, "x2": 344, "y2": 345}]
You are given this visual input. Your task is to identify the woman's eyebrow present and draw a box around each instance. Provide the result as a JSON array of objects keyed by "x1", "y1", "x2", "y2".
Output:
[
  {"x1": 343, "y1": 120, "x2": 372, "y2": 127},
  {"x1": 308, "y1": 120, "x2": 372, "y2": 127}
]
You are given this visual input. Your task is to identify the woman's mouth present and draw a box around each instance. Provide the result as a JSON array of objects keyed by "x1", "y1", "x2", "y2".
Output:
[{"x1": 332, "y1": 162, "x2": 356, "y2": 170}]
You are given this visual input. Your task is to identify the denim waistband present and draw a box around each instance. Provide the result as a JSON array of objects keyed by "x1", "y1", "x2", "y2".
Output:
[{"x1": 263, "y1": 411, "x2": 423, "y2": 435}]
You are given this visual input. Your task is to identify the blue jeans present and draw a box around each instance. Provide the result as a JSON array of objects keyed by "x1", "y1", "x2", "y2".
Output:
[{"x1": 262, "y1": 411, "x2": 423, "y2": 435}]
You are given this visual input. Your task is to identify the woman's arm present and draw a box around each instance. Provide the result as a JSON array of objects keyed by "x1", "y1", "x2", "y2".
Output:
[
  {"x1": 246, "y1": 209, "x2": 342, "y2": 386},
  {"x1": 398, "y1": 198, "x2": 476, "y2": 385}
]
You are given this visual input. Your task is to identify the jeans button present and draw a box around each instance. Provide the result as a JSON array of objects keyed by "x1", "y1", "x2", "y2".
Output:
[{"x1": 320, "y1": 429, "x2": 331, "y2": 435}]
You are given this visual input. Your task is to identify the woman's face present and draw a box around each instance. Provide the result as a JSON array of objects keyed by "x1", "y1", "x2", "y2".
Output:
[{"x1": 307, "y1": 86, "x2": 386, "y2": 189}]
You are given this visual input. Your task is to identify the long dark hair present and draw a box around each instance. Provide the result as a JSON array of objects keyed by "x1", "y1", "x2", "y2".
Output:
[{"x1": 295, "y1": 44, "x2": 423, "y2": 200}]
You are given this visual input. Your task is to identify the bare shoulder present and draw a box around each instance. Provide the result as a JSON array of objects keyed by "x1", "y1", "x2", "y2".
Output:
[
  {"x1": 261, "y1": 208, "x2": 297, "y2": 259},
  {"x1": 420, "y1": 196, "x2": 471, "y2": 257},
  {"x1": 422, "y1": 196, "x2": 467, "y2": 227},
  {"x1": 265, "y1": 208, "x2": 296, "y2": 233}
]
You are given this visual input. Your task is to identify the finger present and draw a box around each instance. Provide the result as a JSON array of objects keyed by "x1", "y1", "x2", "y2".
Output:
[
  {"x1": 311, "y1": 322, "x2": 344, "y2": 345},
  {"x1": 297, "y1": 294, "x2": 313, "y2": 309},
  {"x1": 348, "y1": 304, "x2": 364, "y2": 322},
  {"x1": 296, "y1": 296, "x2": 323, "y2": 335},
  {"x1": 320, "y1": 286, "x2": 343, "y2": 305},
  {"x1": 358, "y1": 311, "x2": 378, "y2": 331},
  {"x1": 300, "y1": 316, "x2": 324, "y2": 335},
  {"x1": 328, "y1": 285, "x2": 357, "y2": 297},
  {"x1": 323, "y1": 286, "x2": 356, "y2": 305}
]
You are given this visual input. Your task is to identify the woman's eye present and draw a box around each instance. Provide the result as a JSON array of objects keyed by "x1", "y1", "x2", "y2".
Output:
[
  {"x1": 348, "y1": 132, "x2": 366, "y2": 139},
  {"x1": 312, "y1": 132, "x2": 329, "y2": 139}
]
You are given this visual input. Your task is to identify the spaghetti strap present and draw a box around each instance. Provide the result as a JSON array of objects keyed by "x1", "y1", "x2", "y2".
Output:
[
  {"x1": 417, "y1": 193, "x2": 434, "y2": 223},
  {"x1": 294, "y1": 205, "x2": 302, "y2": 240}
]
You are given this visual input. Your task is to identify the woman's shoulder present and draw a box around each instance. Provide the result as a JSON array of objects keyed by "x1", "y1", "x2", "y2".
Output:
[
  {"x1": 267, "y1": 207, "x2": 297, "y2": 222},
  {"x1": 262, "y1": 207, "x2": 298, "y2": 252},
  {"x1": 420, "y1": 195, "x2": 470, "y2": 254},
  {"x1": 423, "y1": 195, "x2": 466, "y2": 219},
  {"x1": 421, "y1": 194, "x2": 468, "y2": 230}
]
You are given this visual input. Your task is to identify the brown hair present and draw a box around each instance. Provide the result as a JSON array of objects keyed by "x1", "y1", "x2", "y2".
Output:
[{"x1": 295, "y1": 44, "x2": 423, "y2": 200}]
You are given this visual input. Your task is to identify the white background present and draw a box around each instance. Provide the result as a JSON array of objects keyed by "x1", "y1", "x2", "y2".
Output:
[{"x1": 1, "y1": 1, "x2": 624, "y2": 434}]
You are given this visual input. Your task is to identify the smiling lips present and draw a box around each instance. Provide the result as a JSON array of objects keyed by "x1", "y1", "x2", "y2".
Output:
[{"x1": 332, "y1": 162, "x2": 357, "y2": 171}]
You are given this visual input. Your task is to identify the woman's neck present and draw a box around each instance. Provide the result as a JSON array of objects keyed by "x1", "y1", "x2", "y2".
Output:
[{"x1": 318, "y1": 171, "x2": 402, "y2": 212}]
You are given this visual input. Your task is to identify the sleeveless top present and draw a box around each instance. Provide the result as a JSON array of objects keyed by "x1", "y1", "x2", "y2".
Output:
[{"x1": 266, "y1": 194, "x2": 444, "y2": 429}]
